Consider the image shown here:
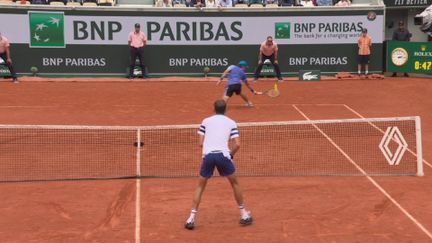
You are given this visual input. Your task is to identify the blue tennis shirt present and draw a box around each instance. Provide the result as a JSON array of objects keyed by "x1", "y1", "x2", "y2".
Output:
[{"x1": 226, "y1": 65, "x2": 247, "y2": 86}]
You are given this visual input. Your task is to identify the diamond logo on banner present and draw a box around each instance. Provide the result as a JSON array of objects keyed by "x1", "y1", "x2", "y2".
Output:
[
  {"x1": 379, "y1": 126, "x2": 408, "y2": 165},
  {"x1": 28, "y1": 11, "x2": 65, "y2": 48}
]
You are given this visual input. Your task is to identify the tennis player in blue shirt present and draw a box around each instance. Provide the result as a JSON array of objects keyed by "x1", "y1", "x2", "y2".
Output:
[
  {"x1": 185, "y1": 99, "x2": 253, "y2": 230},
  {"x1": 217, "y1": 60, "x2": 257, "y2": 107}
]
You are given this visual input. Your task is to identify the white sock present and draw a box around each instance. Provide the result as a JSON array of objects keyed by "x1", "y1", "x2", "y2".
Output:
[
  {"x1": 187, "y1": 209, "x2": 197, "y2": 223},
  {"x1": 365, "y1": 71, "x2": 369, "y2": 75},
  {"x1": 358, "y1": 71, "x2": 361, "y2": 75},
  {"x1": 239, "y1": 205, "x2": 249, "y2": 218}
]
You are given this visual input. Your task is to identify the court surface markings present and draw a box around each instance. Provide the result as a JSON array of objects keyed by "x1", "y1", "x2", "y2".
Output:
[
  {"x1": 342, "y1": 104, "x2": 432, "y2": 170},
  {"x1": 292, "y1": 104, "x2": 432, "y2": 240}
]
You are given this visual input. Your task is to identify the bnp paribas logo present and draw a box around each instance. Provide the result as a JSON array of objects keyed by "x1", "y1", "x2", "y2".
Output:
[
  {"x1": 275, "y1": 23, "x2": 290, "y2": 39},
  {"x1": 28, "y1": 11, "x2": 65, "y2": 48}
]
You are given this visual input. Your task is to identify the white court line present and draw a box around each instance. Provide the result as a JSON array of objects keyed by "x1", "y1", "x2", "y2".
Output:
[
  {"x1": 343, "y1": 104, "x2": 432, "y2": 170},
  {"x1": 0, "y1": 105, "x2": 59, "y2": 108},
  {"x1": 135, "y1": 129, "x2": 141, "y2": 243},
  {"x1": 135, "y1": 179, "x2": 141, "y2": 243},
  {"x1": 292, "y1": 105, "x2": 432, "y2": 240}
]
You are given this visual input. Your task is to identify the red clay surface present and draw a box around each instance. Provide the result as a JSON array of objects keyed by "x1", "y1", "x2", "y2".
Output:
[{"x1": 0, "y1": 76, "x2": 432, "y2": 242}]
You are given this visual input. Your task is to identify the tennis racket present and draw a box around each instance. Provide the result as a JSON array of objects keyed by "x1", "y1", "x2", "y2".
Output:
[{"x1": 256, "y1": 83, "x2": 280, "y2": 98}]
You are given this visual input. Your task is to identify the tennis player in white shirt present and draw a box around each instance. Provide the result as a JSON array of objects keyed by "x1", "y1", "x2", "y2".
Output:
[{"x1": 185, "y1": 99, "x2": 252, "y2": 230}]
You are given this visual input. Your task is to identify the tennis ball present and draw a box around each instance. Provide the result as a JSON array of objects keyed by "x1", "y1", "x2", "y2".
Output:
[
  {"x1": 30, "y1": 66, "x2": 38, "y2": 76},
  {"x1": 203, "y1": 67, "x2": 210, "y2": 73}
]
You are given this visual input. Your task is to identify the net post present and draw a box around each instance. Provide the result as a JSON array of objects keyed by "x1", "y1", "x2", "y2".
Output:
[
  {"x1": 415, "y1": 116, "x2": 424, "y2": 176},
  {"x1": 136, "y1": 129, "x2": 141, "y2": 178}
]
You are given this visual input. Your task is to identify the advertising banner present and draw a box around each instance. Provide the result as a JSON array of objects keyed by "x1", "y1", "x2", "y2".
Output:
[
  {"x1": 0, "y1": 8, "x2": 384, "y2": 76},
  {"x1": 384, "y1": 0, "x2": 431, "y2": 7}
]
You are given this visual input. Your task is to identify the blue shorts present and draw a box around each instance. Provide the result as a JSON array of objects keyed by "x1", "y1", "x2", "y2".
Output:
[{"x1": 200, "y1": 152, "x2": 235, "y2": 178}]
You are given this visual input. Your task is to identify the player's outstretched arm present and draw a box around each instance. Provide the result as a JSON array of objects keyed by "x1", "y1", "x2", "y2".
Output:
[
  {"x1": 243, "y1": 80, "x2": 258, "y2": 95},
  {"x1": 217, "y1": 68, "x2": 230, "y2": 85}
]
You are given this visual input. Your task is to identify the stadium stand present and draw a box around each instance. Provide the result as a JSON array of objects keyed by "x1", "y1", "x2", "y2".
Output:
[
  {"x1": 265, "y1": 3, "x2": 278, "y2": 7},
  {"x1": 49, "y1": 1, "x2": 65, "y2": 5},
  {"x1": 66, "y1": 1, "x2": 81, "y2": 5},
  {"x1": 83, "y1": 1, "x2": 97, "y2": 5},
  {"x1": 249, "y1": 3, "x2": 264, "y2": 7},
  {"x1": 173, "y1": 2, "x2": 186, "y2": 6},
  {"x1": 155, "y1": 0, "x2": 172, "y2": 7}
]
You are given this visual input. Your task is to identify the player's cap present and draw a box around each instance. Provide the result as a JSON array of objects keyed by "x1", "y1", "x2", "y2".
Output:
[
  {"x1": 135, "y1": 23, "x2": 140, "y2": 28},
  {"x1": 239, "y1": 60, "x2": 249, "y2": 67},
  {"x1": 361, "y1": 28, "x2": 368, "y2": 33}
]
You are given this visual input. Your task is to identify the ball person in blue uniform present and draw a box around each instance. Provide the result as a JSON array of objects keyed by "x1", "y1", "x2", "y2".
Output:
[
  {"x1": 185, "y1": 99, "x2": 253, "y2": 230},
  {"x1": 217, "y1": 60, "x2": 257, "y2": 107}
]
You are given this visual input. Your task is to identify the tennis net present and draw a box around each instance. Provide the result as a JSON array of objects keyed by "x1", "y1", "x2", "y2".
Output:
[{"x1": 0, "y1": 116, "x2": 423, "y2": 182}]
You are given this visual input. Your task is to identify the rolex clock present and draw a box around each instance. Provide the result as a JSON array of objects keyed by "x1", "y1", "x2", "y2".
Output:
[{"x1": 391, "y1": 48, "x2": 409, "y2": 67}]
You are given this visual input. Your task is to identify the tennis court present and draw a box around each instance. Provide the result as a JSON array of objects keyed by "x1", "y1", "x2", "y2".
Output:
[{"x1": 0, "y1": 77, "x2": 432, "y2": 242}]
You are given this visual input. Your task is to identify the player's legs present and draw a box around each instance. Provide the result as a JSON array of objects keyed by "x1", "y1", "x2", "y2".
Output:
[
  {"x1": 222, "y1": 85, "x2": 234, "y2": 103},
  {"x1": 137, "y1": 47, "x2": 147, "y2": 78},
  {"x1": 215, "y1": 153, "x2": 252, "y2": 225},
  {"x1": 185, "y1": 154, "x2": 215, "y2": 230},
  {"x1": 226, "y1": 173, "x2": 253, "y2": 225},
  {"x1": 269, "y1": 54, "x2": 283, "y2": 81},
  {"x1": 365, "y1": 55, "x2": 370, "y2": 76},
  {"x1": 226, "y1": 173, "x2": 244, "y2": 206},
  {"x1": 129, "y1": 47, "x2": 138, "y2": 79},
  {"x1": 0, "y1": 53, "x2": 17, "y2": 81},
  {"x1": 231, "y1": 84, "x2": 252, "y2": 107},
  {"x1": 222, "y1": 95, "x2": 230, "y2": 103},
  {"x1": 239, "y1": 93, "x2": 253, "y2": 107},
  {"x1": 357, "y1": 55, "x2": 362, "y2": 75},
  {"x1": 185, "y1": 176, "x2": 208, "y2": 230},
  {"x1": 192, "y1": 176, "x2": 208, "y2": 210},
  {"x1": 253, "y1": 55, "x2": 266, "y2": 81}
]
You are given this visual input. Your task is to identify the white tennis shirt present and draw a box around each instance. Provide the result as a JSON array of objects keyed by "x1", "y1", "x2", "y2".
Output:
[{"x1": 198, "y1": 114, "x2": 239, "y2": 156}]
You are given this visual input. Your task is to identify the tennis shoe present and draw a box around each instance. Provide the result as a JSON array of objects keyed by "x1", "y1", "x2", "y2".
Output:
[
  {"x1": 184, "y1": 220, "x2": 195, "y2": 230},
  {"x1": 245, "y1": 102, "x2": 254, "y2": 107},
  {"x1": 240, "y1": 213, "x2": 253, "y2": 226},
  {"x1": 278, "y1": 79, "x2": 284, "y2": 83}
]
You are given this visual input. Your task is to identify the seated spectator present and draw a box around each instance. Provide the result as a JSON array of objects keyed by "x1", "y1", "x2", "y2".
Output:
[
  {"x1": 155, "y1": 0, "x2": 172, "y2": 6},
  {"x1": 184, "y1": 0, "x2": 195, "y2": 6},
  {"x1": 32, "y1": 0, "x2": 48, "y2": 4},
  {"x1": 67, "y1": 0, "x2": 82, "y2": 4},
  {"x1": 265, "y1": 0, "x2": 277, "y2": 4},
  {"x1": 195, "y1": 0, "x2": 205, "y2": 7},
  {"x1": 248, "y1": 0, "x2": 262, "y2": 5},
  {"x1": 234, "y1": 0, "x2": 247, "y2": 4},
  {"x1": 300, "y1": 0, "x2": 314, "y2": 6},
  {"x1": 335, "y1": 0, "x2": 350, "y2": 6},
  {"x1": 279, "y1": 0, "x2": 295, "y2": 6},
  {"x1": 171, "y1": 0, "x2": 183, "y2": 5},
  {"x1": 316, "y1": 0, "x2": 332, "y2": 5},
  {"x1": 218, "y1": 0, "x2": 232, "y2": 7},
  {"x1": 206, "y1": 0, "x2": 219, "y2": 7}
]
